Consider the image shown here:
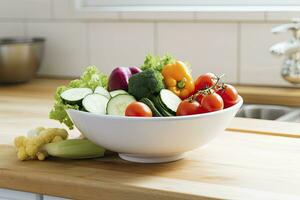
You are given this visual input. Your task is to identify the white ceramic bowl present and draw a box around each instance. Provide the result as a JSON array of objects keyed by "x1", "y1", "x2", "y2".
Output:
[{"x1": 67, "y1": 96, "x2": 243, "y2": 163}]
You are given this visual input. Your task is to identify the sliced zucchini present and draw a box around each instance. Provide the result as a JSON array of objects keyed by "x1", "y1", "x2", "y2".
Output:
[
  {"x1": 110, "y1": 90, "x2": 128, "y2": 98},
  {"x1": 157, "y1": 95, "x2": 175, "y2": 115},
  {"x1": 94, "y1": 86, "x2": 110, "y2": 99},
  {"x1": 159, "y1": 89, "x2": 182, "y2": 113},
  {"x1": 107, "y1": 94, "x2": 136, "y2": 116},
  {"x1": 140, "y1": 98, "x2": 162, "y2": 117},
  {"x1": 152, "y1": 96, "x2": 174, "y2": 117},
  {"x1": 60, "y1": 88, "x2": 93, "y2": 105},
  {"x1": 82, "y1": 94, "x2": 109, "y2": 115}
]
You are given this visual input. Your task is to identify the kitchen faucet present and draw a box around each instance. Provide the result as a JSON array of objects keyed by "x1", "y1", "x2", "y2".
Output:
[{"x1": 270, "y1": 19, "x2": 300, "y2": 84}]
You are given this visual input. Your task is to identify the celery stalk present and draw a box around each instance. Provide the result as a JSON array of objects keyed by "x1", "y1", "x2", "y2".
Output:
[{"x1": 43, "y1": 139, "x2": 105, "y2": 159}]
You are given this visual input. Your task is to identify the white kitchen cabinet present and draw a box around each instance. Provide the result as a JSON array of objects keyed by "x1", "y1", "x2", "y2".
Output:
[
  {"x1": 43, "y1": 195, "x2": 70, "y2": 200},
  {"x1": 0, "y1": 189, "x2": 71, "y2": 200},
  {"x1": 0, "y1": 188, "x2": 41, "y2": 200}
]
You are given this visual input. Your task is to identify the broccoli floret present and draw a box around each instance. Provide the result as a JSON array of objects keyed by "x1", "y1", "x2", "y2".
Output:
[{"x1": 128, "y1": 69, "x2": 165, "y2": 100}]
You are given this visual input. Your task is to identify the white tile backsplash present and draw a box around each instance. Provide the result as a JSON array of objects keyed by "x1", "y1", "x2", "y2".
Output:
[
  {"x1": 240, "y1": 23, "x2": 290, "y2": 86},
  {"x1": 0, "y1": 0, "x2": 24, "y2": 19},
  {"x1": 27, "y1": 22, "x2": 88, "y2": 77},
  {"x1": 53, "y1": 0, "x2": 119, "y2": 20},
  {"x1": 266, "y1": 12, "x2": 300, "y2": 22},
  {"x1": 196, "y1": 12, "x2": 265, "y2": 21},
  {"x1": 0, "y1": 0, "x2": 51, "y2": 19},
  {"x1": 157, "y1": 23, "x2": 238, "y2": 83},
  {"x1": 0, "y1": 23, "x2": 24, "y2": 37},
  {"x1": 23, "y1": 0, "x2": 52, "y2": 19},
  {"x1": 120, "y1": 12, "x2": 194, "y2": 20},
  {"x1": 89, "y1": 22, "x2": 154, "y2": 74},
  {"x1": 0, "y1": 0, "x2": 298, "y2": 87}
]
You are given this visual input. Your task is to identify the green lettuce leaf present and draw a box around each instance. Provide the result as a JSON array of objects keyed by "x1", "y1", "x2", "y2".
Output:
[
  {"x1": 140, "y1": 53, "x2": 193, "y2": 74},
  {"x1": 69, "y1": 66, "x2": 108, "y2": 89},
  {"x1": 49, "y1": 66, "x2": 108, "y2": 129},
  {"x1": 140, "y1": 54, "x2": 175, "y2": 72}
]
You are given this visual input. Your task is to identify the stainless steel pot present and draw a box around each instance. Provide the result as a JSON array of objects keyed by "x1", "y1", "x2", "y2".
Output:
[{"x1": 0, "y1": 37, "x2": 45, "y2": 83}]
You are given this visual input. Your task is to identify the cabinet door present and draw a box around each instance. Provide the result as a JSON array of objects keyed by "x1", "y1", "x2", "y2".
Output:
[
  {"x1": 43, "y1": 195, "x2": 70, "y2": 200},
  {"x1": 0, "y1": 188, "x2": 40, "y2": 200}
]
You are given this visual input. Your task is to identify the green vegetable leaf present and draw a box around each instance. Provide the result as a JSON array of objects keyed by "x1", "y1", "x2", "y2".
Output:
[
  {"x1": 69, "y1": 66, "x2": 108, "y2": 90},
  {"x1": 141, "y1": 54, "x2": 175, "y2": 72},
  {"x1": 49, "y1": 66, "x2": 108, "y2": 129}
]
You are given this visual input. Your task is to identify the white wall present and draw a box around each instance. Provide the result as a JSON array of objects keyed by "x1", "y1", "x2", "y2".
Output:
[{"x1": 0, "y1": 0, "x2": 297, "y2": 86}]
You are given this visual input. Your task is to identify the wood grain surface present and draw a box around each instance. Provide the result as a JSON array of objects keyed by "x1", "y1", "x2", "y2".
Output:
[
  {"x1": 235, "y1": 85, "x2": 300, "y2": 107},
  {"x1": 1, "y1": 131, "x2": 300, "y2": 200}
]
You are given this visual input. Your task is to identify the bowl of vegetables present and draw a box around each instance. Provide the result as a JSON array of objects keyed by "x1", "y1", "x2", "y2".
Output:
[{"x1": 50, "y1": 54, "x2": 243, "y2": 163}]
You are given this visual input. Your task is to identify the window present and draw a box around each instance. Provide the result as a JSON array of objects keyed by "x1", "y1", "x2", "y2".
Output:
[{"x1": 77, "y1": 0, "x2": 300, "y2": 11}]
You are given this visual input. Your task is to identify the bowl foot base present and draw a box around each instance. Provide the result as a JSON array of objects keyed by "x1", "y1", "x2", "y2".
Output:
[{"x1": 119, "y1": 153, "x2": 185, "y2": 163}]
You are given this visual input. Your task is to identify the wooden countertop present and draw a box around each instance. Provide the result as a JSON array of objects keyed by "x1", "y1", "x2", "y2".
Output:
[
  {"x1": 235, "y1": 85, "x2": 300, "y2": 107},
  {"x1": 1, "y1": 79, "x2": 300, "y2": 200},
  {"x1": 1, "y1": 131, "x2": 300, "y2": 200}
]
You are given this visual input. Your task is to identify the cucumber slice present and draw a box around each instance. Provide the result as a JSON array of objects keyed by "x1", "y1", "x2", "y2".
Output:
[
  {"x1": 82, "y1": 94, "x2": 109, "y2": 115},
  {"x1": 61, "y1": 88, "x2": 93, "y2": 105},
  {"x1": 157, "y1": 95, "x2": 175, "y2": 115},
  {"x1": 152, "y1": 96, "x2": 174, "y2": 117},
  {"x1": 160, "y1": 89, "x2": 182, "y2": 113},
  {"x1": 140, "y1": 98, "x2": 162, "y2": 117},
  {"x1": 110, "y1": 90, "x2": 128, "y2": 98},
  {"x1": 94, "y1": 86, "x2": 110, "y2": 99},
  {"x1": 107, "y1": 94, "x2": 136, "y2": 116}
]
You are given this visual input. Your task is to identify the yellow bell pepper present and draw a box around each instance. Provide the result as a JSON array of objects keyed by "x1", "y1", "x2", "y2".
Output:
[{"x1": 162, "y1": 61, "x2": 195, "y2": 99}]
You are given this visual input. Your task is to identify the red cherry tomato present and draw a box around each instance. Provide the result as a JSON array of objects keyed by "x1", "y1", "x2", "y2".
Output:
[
  {"x1": 176, "y1": 100, "x2": 204, "y2": 116},
  {"x1": 194, "y1": 93, "x2": 204, "y2": 104},
  {"x1": 201, "y1": 92, "x2": 224, "y2": 112},
  {"x1": 125, "y1": 102, "x2": 153, "y2": 117},
  {"x1": 217, "y1": 84, "x2": 238, "y2": 108},
  {"x1": 194, "y1": 73, "x2": 217, "y2": 91}
]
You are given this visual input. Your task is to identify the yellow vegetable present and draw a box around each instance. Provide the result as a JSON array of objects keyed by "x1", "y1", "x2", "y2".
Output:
[
  {"x1": 161, "y1": 61, "x2": 195, "y2": 99},
  {"x1": 14, "y1": 127, "x2": 68, "y2": 161},
  {"x1": 36, "y1": 152, "x2": 47, "y2": 161},
  {"x1": 14, "y1": 127, "x2": 105, "y2": 161}
]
